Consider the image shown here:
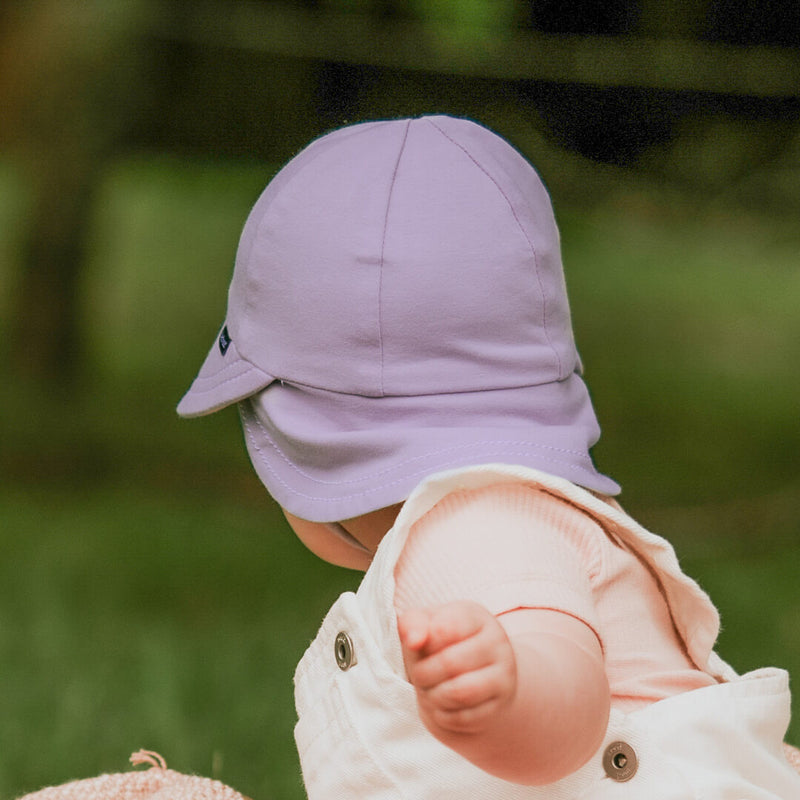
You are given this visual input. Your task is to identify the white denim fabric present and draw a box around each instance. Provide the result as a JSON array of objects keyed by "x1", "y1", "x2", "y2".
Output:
[{"x1": 294, "y1": 465, "x2": 800, "y2": 799}]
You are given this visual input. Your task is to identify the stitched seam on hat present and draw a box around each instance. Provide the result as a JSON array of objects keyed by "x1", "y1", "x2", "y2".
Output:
[
  {"x1": 188, "y1": 360, "x2": 261, "y2": 388},
  {"x1": 245, "y1": 399, "x2": 590, "y2": 468},
  {"x1": 378, "y1": 120, "x2": 412, "y2": 397},
  {"x1": 243, "y1": 406, "x2": 595, "y2": 493},
  {"x1": 248, "y1": 432, "x2": 597, "y2": 505},
  {"x1": 426, "y1": 119, "x2": 563, "y2": 378}
]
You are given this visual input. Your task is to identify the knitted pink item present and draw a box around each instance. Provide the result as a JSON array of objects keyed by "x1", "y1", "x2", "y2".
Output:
[{"x1": 17, "y1": 751, "x2": 251, "y2": 800}]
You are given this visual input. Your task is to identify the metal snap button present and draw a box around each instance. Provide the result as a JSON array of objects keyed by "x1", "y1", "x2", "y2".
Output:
[
  {"x1": 334, "y1": 631, "x2": 356, "y2": 671},
  {"x1": 602, "y1": 741, "x2": 638, "y2": 782}
]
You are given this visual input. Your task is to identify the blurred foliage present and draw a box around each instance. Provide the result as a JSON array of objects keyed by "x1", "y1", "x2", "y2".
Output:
[
  {"x1": 405, "y1": 0, "x2": 517, "y2": 31},
  {"x1": 0, "y1": 0, "x2": 156, "y2": 383}
]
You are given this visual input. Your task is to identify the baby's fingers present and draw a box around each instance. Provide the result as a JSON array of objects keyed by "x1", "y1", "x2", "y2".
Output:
[
  {"x1": 410, "y1": 632, "x2": 497, "y2": 690},
  {"x1": 426, "y1": 664, "x2": 506, "y2": 709},
  {"x1": 421, "y1": 601, "x2": 492, "y2": 655},
  {"x1": 397, "y1": 608, "x2": 431, "y2": 653},
  {"x1": 420, "y1": 667, "x2": 511, "y2": 734},
  {"x1": 398, "y1": 601, "x2": 488, "y2": 665}
]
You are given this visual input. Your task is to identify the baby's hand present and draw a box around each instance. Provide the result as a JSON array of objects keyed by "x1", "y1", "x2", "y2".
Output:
[{"x1": 397, "y1": 601, "x2": 517, "y2": 736}]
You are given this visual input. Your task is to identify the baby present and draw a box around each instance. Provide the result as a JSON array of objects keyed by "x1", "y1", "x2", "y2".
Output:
[{"x1": 175, "y1": 116, "x2": 800, "y2": 798}]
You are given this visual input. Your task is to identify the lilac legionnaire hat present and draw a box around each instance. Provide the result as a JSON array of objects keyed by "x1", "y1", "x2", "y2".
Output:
[{"x1": 177, "y1": 115, "x2": 620, "y2": 521}]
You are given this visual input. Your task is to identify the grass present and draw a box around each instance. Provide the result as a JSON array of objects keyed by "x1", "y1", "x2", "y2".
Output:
[
  {"x1": 1, "y1": 154, "x2": 799, "y2": 797},
  {"x1": 0, "y1": 480, "x2": 357, "y2": 799}
]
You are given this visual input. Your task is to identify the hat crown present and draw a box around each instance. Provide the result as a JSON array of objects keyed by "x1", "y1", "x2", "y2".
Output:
[
  {"x1": 229, "y1": 115, "x2": 578, "y2": 397},
  {"x1": 177, "y1": 116, "x2": 620, "y2": 517}
]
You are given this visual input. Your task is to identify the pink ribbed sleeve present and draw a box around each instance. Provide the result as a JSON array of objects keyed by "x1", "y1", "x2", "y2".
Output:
[
  {"x1": 394, "y1": 480, "x2": 720, "y2": 711},
  {"x1": 394, "y1": 483, "x2": 602, "y2": 641}
]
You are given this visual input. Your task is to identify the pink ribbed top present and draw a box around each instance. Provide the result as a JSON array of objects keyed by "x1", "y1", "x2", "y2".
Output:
[{"x1": 394, "y1": 483, "x2": 717, "y2": 712}]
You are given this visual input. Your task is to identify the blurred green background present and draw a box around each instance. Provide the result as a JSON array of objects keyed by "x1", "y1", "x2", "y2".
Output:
[{"x1": 1, "y1": 1, "x2": 799, "y2": 797}]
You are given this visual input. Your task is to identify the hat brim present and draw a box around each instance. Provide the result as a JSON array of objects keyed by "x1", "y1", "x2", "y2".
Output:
[
  {"x1": 176, "y1": 333, "x2": 274, "y2": 418},
  {"x1": 239, "y1": 374, "x2": 620, "y2": 522}
]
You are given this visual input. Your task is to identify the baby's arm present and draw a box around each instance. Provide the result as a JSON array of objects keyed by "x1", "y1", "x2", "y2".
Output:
[{"x1": 398, "y1": 602, "x2": 609, "y2": 785}]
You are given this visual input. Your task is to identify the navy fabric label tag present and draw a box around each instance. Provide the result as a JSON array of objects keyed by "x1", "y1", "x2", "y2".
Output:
[{"x1": 218, "y1": 325, "x2": 232, "y2": 355}]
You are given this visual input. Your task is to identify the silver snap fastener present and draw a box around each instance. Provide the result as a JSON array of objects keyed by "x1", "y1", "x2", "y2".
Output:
[
  {"x1": 603, "y1": 741, "x2": 637, "y2": 782},
  {"x1": 334, "y1": 631, "x2": 356, "y2": 671}
]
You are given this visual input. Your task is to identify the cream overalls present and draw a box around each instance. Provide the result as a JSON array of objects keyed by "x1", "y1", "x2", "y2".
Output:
[{"x1": 294, "y1": 465, "x2": 800, "y2": 798}]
